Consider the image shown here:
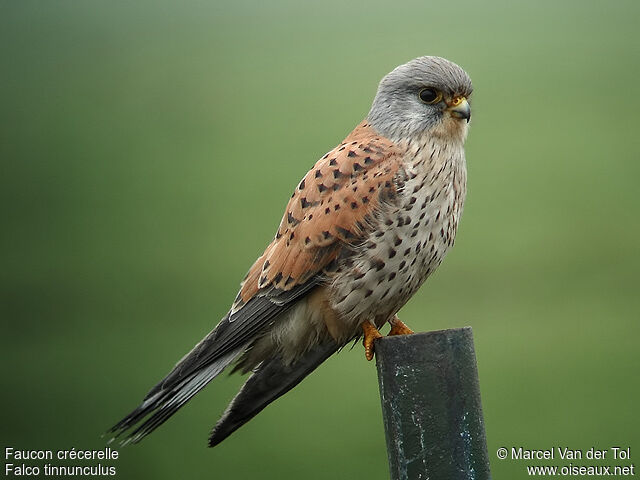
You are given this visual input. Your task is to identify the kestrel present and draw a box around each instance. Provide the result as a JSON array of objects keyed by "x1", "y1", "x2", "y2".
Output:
[{"x1": 109, "y1": 56, "x2": 473, "y2": 447}]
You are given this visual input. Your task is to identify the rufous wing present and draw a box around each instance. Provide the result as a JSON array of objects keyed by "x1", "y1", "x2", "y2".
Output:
[{"x1": 235, "y1": 122, "x2": 402, "y2": 308}]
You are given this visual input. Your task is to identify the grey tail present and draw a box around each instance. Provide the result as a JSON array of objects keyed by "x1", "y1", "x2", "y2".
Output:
[
  {"x1": 107, "y1": 340, "x2": 247, "y2": 446},
  {"x1": 106, "y1": 281, "x2": 320, "y2": 446},
  {"x1": 208, "y1": 339, "x2": 339, "y2": 447}
]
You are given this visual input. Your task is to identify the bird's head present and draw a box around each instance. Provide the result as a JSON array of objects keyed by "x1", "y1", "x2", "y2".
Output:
[{"x1": 367, "y1": 56, "x2": 473, "y2": 144}]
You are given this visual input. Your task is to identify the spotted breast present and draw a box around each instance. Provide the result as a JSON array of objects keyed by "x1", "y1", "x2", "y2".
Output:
[{"x1": 327, "y1": 132, "x2": 467, "y2": 337}]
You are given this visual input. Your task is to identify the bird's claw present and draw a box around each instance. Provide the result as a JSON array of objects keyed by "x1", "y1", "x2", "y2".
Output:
[
  {"x1": 361, "y1": 321, "x2": 383, "y2": 361},
  {"x1": 388, "y1": 317, "x2": 414, "y2": 336}
]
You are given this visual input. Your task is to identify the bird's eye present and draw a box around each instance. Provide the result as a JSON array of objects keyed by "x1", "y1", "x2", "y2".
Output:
[{"x1": 418, "y1": 88, "x2": 442, "y2": 104}]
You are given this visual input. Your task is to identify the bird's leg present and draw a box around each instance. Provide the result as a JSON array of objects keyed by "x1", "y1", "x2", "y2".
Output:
[
  {"x1": 388, "y1": 315, "x2": 414, "y2": 336},
  {"x1": 361, "y1": 321, "x2": 383, "y2": 361}
]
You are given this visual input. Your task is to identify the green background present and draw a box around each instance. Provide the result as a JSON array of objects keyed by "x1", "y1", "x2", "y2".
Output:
[{"x1": 2, "y1": 1, "x2": 638, "y2": 478}]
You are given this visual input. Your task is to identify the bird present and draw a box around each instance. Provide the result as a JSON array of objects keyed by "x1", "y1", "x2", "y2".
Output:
[{"x1": 108, "y1": 55, "x2": 473, "y2": 448}]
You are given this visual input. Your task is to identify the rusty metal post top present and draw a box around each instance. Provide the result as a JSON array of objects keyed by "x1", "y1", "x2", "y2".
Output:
[{"x1": 375, "y1": 326, "x2": 491, "y2": 480}]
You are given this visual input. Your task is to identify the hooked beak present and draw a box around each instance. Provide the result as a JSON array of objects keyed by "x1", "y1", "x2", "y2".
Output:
[{"x1": 448, "y1": 97, "x2": 471, "y2": 123}]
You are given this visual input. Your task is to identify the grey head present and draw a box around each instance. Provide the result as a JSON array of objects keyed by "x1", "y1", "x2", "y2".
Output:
[{"x1": 367, "y1": 56, "x2": 473, "y2": 143}]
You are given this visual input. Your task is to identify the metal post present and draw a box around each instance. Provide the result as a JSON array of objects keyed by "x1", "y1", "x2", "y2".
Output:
[{"x1": 375, "y1": 327, "x2": 491, "y2": 480}]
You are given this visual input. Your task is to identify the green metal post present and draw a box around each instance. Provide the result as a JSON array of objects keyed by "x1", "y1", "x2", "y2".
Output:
[{"x1": 375, "y1": 327, "x2": 491, "y2": 480}]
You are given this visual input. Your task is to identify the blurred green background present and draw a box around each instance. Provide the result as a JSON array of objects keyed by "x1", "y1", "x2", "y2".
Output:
[{"x1": 1, "y1": 0, "x2": 638, "y2": 478}]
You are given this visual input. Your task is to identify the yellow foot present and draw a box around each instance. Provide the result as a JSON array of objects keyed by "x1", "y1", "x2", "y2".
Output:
[
  {"x1": 361, "y1": 321, "x2": 383, "y2": 361},
  {"x1": 388, "y1": 316, "x2": 414, "y2": 336}
]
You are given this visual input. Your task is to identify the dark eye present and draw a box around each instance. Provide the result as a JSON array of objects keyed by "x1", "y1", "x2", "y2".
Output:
[{"x1": 419, "y1": 88, "x2": 442, "y2": 104}]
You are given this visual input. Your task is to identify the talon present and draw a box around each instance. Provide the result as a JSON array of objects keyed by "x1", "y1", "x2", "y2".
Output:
[
  {"x1": 388, "y1": 316, "x2": 414, "y2": 336},
  {"x1": 361, "y1": 321, "x2": 383, "y2": 361}
]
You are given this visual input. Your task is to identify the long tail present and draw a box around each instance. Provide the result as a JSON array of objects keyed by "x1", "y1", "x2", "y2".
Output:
[
  {"x1": 107, "y1": 281, "x2": 320, "y2": 445},
  {"x1": 208, "y1": 339, "x2": 338, "y2": 447},
  {"x1": 107, "y1": 334, "x2": 248, "y2": 446}
]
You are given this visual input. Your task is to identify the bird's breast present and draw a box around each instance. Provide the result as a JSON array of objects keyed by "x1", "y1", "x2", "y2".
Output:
[{"x1": 327, "y1": 139, "x2": 467, "y2": 337}]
